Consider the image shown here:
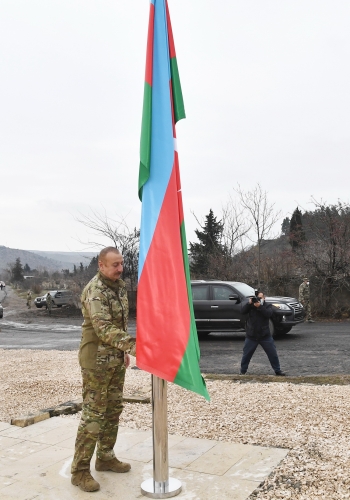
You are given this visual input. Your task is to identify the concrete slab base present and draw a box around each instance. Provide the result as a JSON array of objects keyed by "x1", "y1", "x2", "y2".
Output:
[{"x1": 0, "y1": 418, "x2": 288, "y2": 499}]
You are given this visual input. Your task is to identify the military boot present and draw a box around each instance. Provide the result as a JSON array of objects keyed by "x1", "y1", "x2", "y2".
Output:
[
  {"x1": 71, "y1": 471, "x2": 100, "y2": 492},
  {"x1": 95, "y1": 457, "x2": 131, "y2": 473}
]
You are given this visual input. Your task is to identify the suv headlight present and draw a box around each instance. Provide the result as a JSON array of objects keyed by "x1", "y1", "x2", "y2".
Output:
[{"x1": 272, "y1": 303, "x2": 291, "y2": 311}]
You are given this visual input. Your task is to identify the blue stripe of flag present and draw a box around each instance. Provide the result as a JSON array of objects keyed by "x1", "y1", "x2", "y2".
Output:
[{"x1": 138, "y1": 0, "x2": 174, "y2": 277}]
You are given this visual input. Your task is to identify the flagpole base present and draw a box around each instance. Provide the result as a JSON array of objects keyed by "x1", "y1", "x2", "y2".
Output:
[{"x1": 141, "y1": 478, "x2": 182, "y2": 498}]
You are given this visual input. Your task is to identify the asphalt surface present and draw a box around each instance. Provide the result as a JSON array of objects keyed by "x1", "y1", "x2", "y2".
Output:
[
  {"x1": 198, "y1": 321, "x2": 350, "y2": 376},
  {"x1": 0, "y1": 318, "x2": 136, "y2": 350},
  {"x1": 0, "y1": 313, "x2": 349, "y2": 376}
]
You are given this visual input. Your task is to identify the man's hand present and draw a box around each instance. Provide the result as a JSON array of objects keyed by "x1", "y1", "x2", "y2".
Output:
[
  {"x1": 254, "y1": 301, "x2": 261, "y2": 308},
  {"x1": 124, "y1": 353, "x2": 131, "y2": 368}
]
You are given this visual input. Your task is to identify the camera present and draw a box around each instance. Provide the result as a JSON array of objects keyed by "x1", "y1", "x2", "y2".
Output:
[{"x1": 251, "y1": 296, "x2": 260, "y2": 304}]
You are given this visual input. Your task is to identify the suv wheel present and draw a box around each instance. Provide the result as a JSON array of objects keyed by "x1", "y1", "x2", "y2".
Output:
[
  {"x1": 197, "y1": 331, "x2": 210, "y2": 337},
  {"x1": 277, "y1": 326, "x2": 292, "y2": 334},
  {"x1": 269, "y1": 319, "x2": 276, "y2": 337}
]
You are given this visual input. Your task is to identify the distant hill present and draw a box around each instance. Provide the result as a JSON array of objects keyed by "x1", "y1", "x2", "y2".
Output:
[
  {"x1": 0, "y1": 246, "x2": 97, "y2": 273},
  {"x1": 259, "y1": 237, "x2": 291, "y2": 254},
  {"x1": 30, "y1": 250, "x2": 97, "y2": 268}
]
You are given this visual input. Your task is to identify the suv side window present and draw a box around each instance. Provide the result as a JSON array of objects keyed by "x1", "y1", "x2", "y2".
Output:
[
  {"x1": 212, "y1": 285, "x2": 235, "y2": 301},
  {"x1": 192, "y1": 285, "x2": 209, "y2": 300}
]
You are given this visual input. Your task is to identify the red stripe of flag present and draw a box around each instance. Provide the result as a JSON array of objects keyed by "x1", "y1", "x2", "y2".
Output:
[
  {"x1": 137, "y1": 0, "x2": 209, "y2": 401},
  {"x1": 166, "y1": 1, "x2": 176, "y2": 59},
  {"x1": 145, "y1": 3, "x2": 155, "y2": 86},
  {"x1": 137, "y1": 167, "x2": 190, "y2": 379}
]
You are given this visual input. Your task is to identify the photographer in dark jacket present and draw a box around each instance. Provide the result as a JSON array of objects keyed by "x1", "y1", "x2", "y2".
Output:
[{"x1": 240, "y1": 291, "x2": 285, "y2": 376}]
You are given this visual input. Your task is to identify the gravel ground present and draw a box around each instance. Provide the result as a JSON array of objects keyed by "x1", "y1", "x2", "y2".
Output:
[{"x1": 1, "y1": 349, "x2": 350, "y2": 499}]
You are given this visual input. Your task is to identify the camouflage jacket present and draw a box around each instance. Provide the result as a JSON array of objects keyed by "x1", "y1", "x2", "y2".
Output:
[
  {"x1": 299, "y1": 282, "x2": 310, "y2": 302},
  {"x1": 78, "y1": 271, "x2": 136, "y2": 369}
]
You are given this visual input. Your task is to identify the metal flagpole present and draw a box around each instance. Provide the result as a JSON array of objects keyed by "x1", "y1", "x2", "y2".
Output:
[{"x1": 141, "y1": 375, "x2": 182, "y2": 498}]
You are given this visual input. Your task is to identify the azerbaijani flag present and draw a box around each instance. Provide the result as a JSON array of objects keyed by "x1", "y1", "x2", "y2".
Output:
[{"x1": 136, "y1": 0, "x2": 209, "y2": 400}]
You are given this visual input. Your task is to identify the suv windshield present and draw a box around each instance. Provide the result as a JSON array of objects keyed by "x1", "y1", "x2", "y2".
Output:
[{"x1": 232, "y1": 282, "x2": 255, "y2": 297}]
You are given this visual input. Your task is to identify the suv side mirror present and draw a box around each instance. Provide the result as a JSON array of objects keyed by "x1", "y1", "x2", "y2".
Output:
[{"x1": 229, "y1": 294, "x2": 239, "y2": 301}]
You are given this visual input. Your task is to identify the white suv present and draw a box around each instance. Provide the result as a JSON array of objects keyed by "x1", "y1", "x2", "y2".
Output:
[{"x1": 34, "y1": 290, "x2": 74, "y2": 308}]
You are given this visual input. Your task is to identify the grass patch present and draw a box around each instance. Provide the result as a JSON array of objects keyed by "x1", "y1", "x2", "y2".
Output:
[
  {"x1": 14, "y1": 288, "x2": 48, "y2": 299},
  {"x1": 204, "y1": 373, "x2": 350, "y2": 386}
]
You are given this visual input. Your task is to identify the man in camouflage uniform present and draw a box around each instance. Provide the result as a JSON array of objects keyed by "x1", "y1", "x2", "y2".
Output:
[
  {"x1": 299, "y1": 277, "x2": 314, "y2": 323},
  {"x1": 46, "y1": 292, "x2": 52, "y2": 315},
  {"x1": 71, "y1": 247, "x2": 136, "y2": 493},
  {"x1": 26, "y1": 291, "x2": 32, "y2": 309}
]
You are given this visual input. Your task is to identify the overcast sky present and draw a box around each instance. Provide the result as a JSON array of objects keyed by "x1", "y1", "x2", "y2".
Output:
[{"x1": 1, "y1": 0, "x2": 349, "y2": 252}]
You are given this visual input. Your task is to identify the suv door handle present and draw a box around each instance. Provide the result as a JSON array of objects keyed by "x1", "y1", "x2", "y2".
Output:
[{"x1": 211, "y1": 305, "x2": 219, "y2": 308}]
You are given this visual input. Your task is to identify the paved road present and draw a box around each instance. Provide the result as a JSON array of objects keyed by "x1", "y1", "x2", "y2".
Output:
[
  {"x1": 0, "y1": 322, "x2": 82, "y2": 349},
  {"x1": 198, "y1": 321, "x2": 350, "y2": 376},
  {"x1": 0, "y1": 289, "x2": 7, "y2": 303},
  {"x1": 0, "y1": 318, "x2": 136, "y2": 350},
  {"x1": 1, "y1": 317, "x2": 349, "y2": 376}
]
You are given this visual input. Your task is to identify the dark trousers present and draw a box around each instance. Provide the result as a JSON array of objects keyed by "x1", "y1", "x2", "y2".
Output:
[{"x1": 241, "y1": 336, "x2": 281, "y2": 374}]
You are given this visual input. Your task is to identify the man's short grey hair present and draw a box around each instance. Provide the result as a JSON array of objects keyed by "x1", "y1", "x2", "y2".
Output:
[{"x1": 98, "y1": 247, "x2": 121, "y2": 263}]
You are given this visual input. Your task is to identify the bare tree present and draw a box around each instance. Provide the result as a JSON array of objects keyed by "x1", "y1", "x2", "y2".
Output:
[
  {"x1": 76, "y1": 210, "x2": 140, "y2": 292},
  {"x1": 221, "y1": 195, "x2": 251, "y2": 257},
  {"x1": 197, "y1": 197, "x2": 252, "y2": 280},
  {"x1": 297, "y1": 199, "x2": 350, "y2": 314},
  {"x1": 234, "y1": 184, "x2": 281, "y2": 287}
]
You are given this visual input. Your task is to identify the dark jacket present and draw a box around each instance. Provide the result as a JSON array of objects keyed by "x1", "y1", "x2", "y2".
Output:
[{"x1": 241, "y1": 299, "x2": 273, "y2": 340}]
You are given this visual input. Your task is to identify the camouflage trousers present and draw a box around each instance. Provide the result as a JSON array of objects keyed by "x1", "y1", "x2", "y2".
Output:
[
  {"x1": 71, "y1": 363, "x2": 126, "y2": 473},
  {"x1": 303, "y1": 301, "x2": 312, "y2": 320}
]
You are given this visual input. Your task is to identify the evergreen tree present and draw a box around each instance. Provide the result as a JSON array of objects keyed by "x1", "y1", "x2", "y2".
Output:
[
  {"x1": 281, "y1": 217, "x2": 290, "y2": 236},
  {"x1": 84, "y1": 256, "x2": 98, "y2": 281},
  {"x1": 12, "y1": 258, "x2": 24, "y2": 282},
  {"x1": 87, "y1": 256, "x2": 98, "y2": 273},
  {"x1": 23, "y1": 263, "x2": 31, "y2": 272},
  {"x1": 189, "y1": 209, "x2": 225, "y2": 277},
  {"x1": 79, "y1": 262, "x2": 84, "y2": 273},
  {"x1": 289, "y1": 207, "x2": 305, "y2": 251}
]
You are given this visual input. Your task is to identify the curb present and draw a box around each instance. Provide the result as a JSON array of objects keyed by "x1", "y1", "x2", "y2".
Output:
[
  {"x1": 10, "y1": 395, "x2": 150, "y2": 428},
  {"x1": 123, "y1": 395, "x2": 150, "y2": 404}
]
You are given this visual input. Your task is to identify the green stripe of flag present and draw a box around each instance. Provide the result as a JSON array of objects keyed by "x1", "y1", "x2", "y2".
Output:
[
  {"x1": 170, "y1": 57, "x2": 185, "y2": 123},
  {"x1": 174, "y1": 221, "x2": 210, "y2": 400},
  {"x1": 138, "y1": 82, "x2": 152, "y2": 201}
]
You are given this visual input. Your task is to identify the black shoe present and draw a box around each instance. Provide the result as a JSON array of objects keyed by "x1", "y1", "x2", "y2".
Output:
[
  {"x1": 275, "y1": 371, "x2": 286, "y2": 376},
  {"x1": 239, "y1": 371, "x2": 247, "y2": 375}
]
